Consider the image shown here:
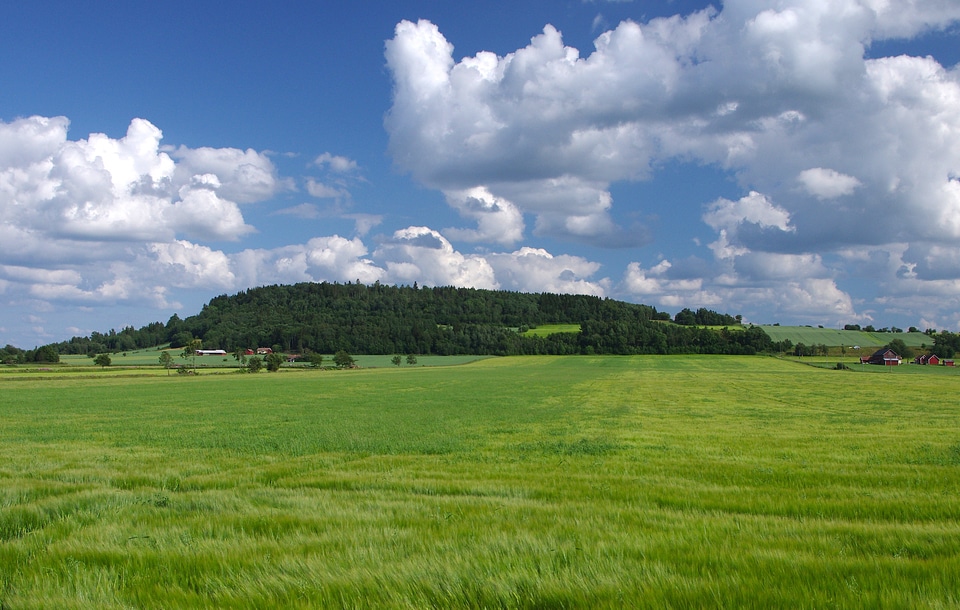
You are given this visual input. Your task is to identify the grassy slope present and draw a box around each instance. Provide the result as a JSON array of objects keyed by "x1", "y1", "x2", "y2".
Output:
[
  {"x1": 520, "y1": 323, "x2": 581, "y2": 337},
  {"x1": 522, "y1": 322, "x2": 933, "y2": 350},
  {"x1": 2, "y1": 357, "x2": 959, "y2": 608},
  {"x1": 760, "y1": 326, "x2": 930, "y2": 348}
]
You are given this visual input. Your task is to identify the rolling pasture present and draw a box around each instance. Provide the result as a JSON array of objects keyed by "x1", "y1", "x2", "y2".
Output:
[
  {"x1": 1, "y1": 356, "x2": 958, "y2": 608},
  {"x1": 759, "y1": 326, "x2": 930, "y2": 348}
]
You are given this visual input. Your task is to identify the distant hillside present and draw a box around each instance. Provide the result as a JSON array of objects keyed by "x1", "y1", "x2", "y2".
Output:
[
  {"x1": 45, "y1": 282, "x2": 771, "y2": 358},
  {"x1": 759, "y1": 326, "x2": 931, "y2": 349}
]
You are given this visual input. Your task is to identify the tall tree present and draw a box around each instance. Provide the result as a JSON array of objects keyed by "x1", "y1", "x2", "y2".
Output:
[
  {"x1": 334, "y1": 350, "x2": 355, "y2": 368},
  {"x1": 265, "y1": 352, "x2": 284, "y2": 372},
  {"x1": 158, "y1": 351, "x2": 174, "y2": 375}
]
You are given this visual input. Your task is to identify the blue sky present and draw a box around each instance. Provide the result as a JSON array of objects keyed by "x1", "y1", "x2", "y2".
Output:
[{"x1": 2, "y1": 0, "x2": 960, "y2": 347}]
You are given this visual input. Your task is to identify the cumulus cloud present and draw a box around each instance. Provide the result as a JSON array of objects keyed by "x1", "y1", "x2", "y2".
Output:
[
  {"x1": 703, "y1": 191, "x2": 794, "y2": 235},
  {"x1": 149, "y1": 240, "x2": 236, "y2": 289},
  {"x1": 170, "y1": 144, "x2": 285, "y2": 203},
  {"x1": 797, "y1": 168, "x2": 862, "y2": 199},
  {"x1": 385, "y1": 2, "x2": 960, "y2": 326},
  {"x1": 383, "y1": 8, "x2": 960, "y2": 243},
  {"x1": 486, "y1": 247, "x2": 608, "y2": 295},
  {"x1": 304, "y1": 235, "x2": 383, "y2": 284},
  {"x1": 0, "y1": 116, "x2": 277, "y2": 245},
  {"x1": 443, "y1": 187, "x2": 524, "y2": 245},
  {"x1": 5, "y1": 1, "x2": 960, "y2": 345},
  {"x1": 622, "y1": 260, "x2": 715, "y2": 304},
  {"x1": 374, "y1": 226, "x2": 499, "y2": 288},
  {"x1": 0, "y1": 115, "x2": 286, "y2": 329}
]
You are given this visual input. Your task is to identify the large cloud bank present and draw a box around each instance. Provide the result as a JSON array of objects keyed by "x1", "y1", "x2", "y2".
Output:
[
  {"x1": 0, "y1": 116, "x2": 605, "y2": 341},
  {"x1": 3, "y1": 0, "x2": 960, "y2": 345},
  {"x1": 384, "y1": 0, "x2": 960, "y2": 327}
]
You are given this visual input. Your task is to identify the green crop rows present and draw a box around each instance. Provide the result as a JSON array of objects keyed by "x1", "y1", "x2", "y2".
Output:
[{"x1": 2, "y1": 356, "x2": 958, "y2": 608}]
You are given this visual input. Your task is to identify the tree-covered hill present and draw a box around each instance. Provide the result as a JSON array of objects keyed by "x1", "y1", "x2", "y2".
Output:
[{"x1": 33, "y1": 282, "x2": 773, "y2": 358}]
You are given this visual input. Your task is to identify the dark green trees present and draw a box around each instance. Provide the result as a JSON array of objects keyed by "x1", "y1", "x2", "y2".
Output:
[
  {"x1": 265, "y1": 353, "x2": 284, "y2": 372},
  {"x1": 886, "y1": 338, "x2": 912, "y2": 360},
  {"x1": 334, "y1": 350, "x2": 356, "y2": 368},
  {"x1": 35, "y1": 282, "x2": 765, "y2": 358}
]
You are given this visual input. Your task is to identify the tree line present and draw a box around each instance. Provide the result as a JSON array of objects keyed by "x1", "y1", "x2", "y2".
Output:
[{"x1": 8, "y1": 282, "x2": 774, "y2": 360}]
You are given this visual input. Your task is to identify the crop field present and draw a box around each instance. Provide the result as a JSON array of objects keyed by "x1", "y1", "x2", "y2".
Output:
[
  {"x1": 2, "y1": 356, "x2": 959, "y2": 608},
  {"x1": 759, "y1": 326, "x2": 929, "y2": 348}
]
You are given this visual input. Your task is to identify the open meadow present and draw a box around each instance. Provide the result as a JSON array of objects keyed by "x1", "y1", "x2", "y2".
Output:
[{"x1": 2, "y1": 356, "x2": 959, "y2": 608}]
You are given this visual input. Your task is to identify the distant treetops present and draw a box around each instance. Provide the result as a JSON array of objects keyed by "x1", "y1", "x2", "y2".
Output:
[{"x1": 16, "y1": 283, "x2": 767, "y2": 360}]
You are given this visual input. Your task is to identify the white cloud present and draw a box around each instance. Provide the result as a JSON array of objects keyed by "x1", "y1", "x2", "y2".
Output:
[
  {"x1": 315, "y1": 153, "x2": 358, "y2": 173},
  {"x1": 775, "y1": 278, "x2": 858, "y2": 318},
  {"x1": 443, "y1": 187, "x2": 524, "y2": 245},
  {"x1": 0, "y1": 116, "x2": 279, "y2": 246},
  {"x1": 0, "y1": 115, "x2": 292, "y2": 333},
  {"x1": 733, "y1": 251, "x2": 828, "y2": 281},
  {"x1": 384, "y1": 4, "x2": 960, "y2": 263},
  {"x1": 304, "y1": 235, "x2": 383, "y2": 284},
  {"x1": 5, "y1": 1, "x2": 960, "y2": 345},
  {"x1": 166, "y1": 180, "x2": 255, "y2": 241},
  {"x1": 703, "y1": 191, "x2": 794, "y2": 233},
  {"x1": 620, "y1": 257, "x2": 857, "y2": 322},
  {"x1": 0, "y1": 265, "x2": 81, "y2": 286},
  {"x1": 486, "y1": 247, "x2": 608, "y2": 295},
  {"x1": 170, "y1": 144, "x2": 285, "y2": 203},
  {"x1": 375, "y1": 226, "x2": 498, "y2": 289},
  {"x1": 622, "y1": 260, "x2": 710, "y2": 300},
  {"x1": 306, "y1": 179, "x2": 345, "y2": 199},
  {"x1": 797, "y1": 168, "x2": 862, "y2": 199},
  {"x1": 149, "y1": 240, "x2": 236, "y2": 289}
]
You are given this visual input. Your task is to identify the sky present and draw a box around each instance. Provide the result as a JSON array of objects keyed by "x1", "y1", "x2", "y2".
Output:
[{"x1": 2, "y1": 0, "x2": 960, "y2": 348}]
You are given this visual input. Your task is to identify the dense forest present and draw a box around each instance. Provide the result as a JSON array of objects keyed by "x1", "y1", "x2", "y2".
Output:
[{"x1": 4, "y1": 282, "x2": 775, "y2": 362}]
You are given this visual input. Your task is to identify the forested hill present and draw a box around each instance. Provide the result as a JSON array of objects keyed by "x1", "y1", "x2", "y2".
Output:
[{"x1": 49, "y1": 282, "x2": 773, "y2": 357}]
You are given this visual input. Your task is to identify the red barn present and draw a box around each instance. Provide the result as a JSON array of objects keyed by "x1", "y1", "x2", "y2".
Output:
[{"x1": 862, "y1": 348, "x2": 901, "y2": 366}]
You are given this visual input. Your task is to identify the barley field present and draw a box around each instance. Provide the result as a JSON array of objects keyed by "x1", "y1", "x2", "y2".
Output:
[{"x1": 1, "y1": 356, "x2": 958, "y2": 608}]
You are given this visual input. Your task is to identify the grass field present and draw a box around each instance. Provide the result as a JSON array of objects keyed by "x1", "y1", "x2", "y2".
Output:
[
  {"x1": 53, "y1": 350, "x2": 491, "y2": 372},
  {"x1": 2, "y1": 356, "x2": 959, "y2": 608},
  {"x1": 520, "y1": 324, "x2": 581, "y2": 337},
  {"x1": 759, "y1": 326, "x2": 930, "y2": 348}
]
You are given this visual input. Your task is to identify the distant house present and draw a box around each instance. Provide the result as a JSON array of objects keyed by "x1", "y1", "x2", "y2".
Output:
[
  {"x1": 195, "y1": 349, "x2": 227, "y2": 356},
  {"x1": 914, "y1": 354, "x2": 940, "y2": 365},
  {"x1": 256, "y1": 347, "x2": 273, "y2": 355},
  {"x1": 862, "y1": 348, "x2": 901, "y2": 366}
]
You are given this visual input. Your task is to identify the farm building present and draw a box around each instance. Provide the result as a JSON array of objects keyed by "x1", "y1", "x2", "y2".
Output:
[
  {"x1": 913, "y1": 354, "x2": 941, "y2": 365},
  {"x1": 256, "y1": 347, "x2": 273, "y2": 355},
  {"x1": 861, "y1": 348, "x2": 901, "y2": 366},
  {"x1": 195, "y1": 349, "x2": 227, "y2": 356}
]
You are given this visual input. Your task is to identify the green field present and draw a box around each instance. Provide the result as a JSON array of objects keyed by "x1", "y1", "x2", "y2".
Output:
[
  {"x1": 518, "y1": 322, "x2": 933, "y2": 350},
  {"x1": 520, "y1": 324, "x2": 581, "y2": 337},
  {"x1": 54, "y1": 349, "x2": 490, "y2": 372},
  {"x1": 759, "y1": 326, "x2": 930, "y2": 348},
  {"x1": 2, "y1": 356, "x2": 959, "y2": 608}
]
